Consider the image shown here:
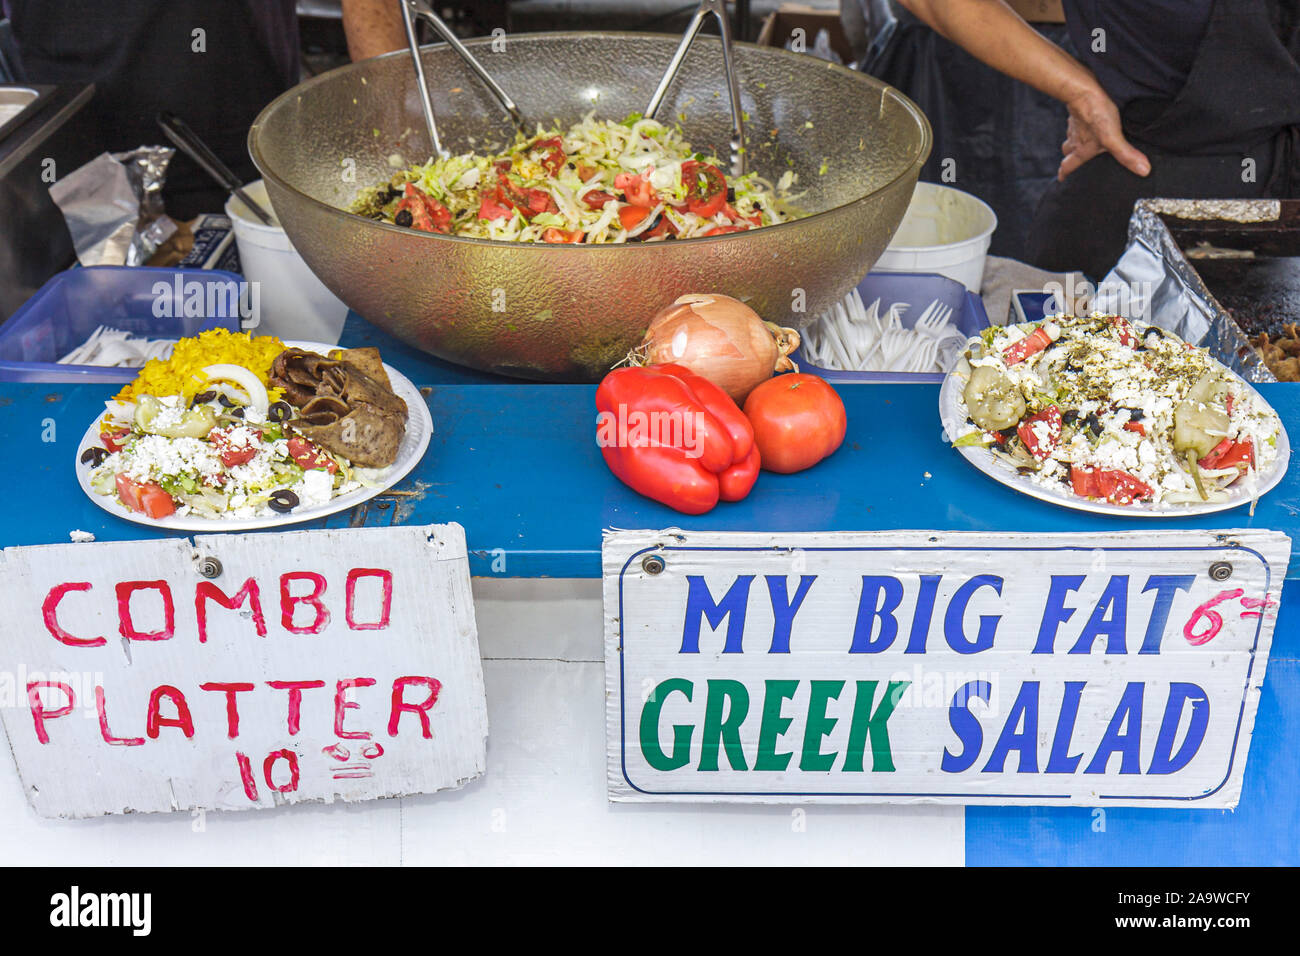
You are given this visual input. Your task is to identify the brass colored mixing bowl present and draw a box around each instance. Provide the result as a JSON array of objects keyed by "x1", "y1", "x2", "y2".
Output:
[{"x1": 250, "y1": 32, "x2": 931, "y2": 380}]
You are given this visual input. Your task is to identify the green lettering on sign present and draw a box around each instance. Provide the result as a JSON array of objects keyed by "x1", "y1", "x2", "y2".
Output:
[
  {"x1": 754, "y1": 679, "x2": 799, "y2": 771},
  {"x1": 842, "y1": 680, "x2": 910, "y2": 772},
  {"x1": 699, "y1": 679, "x2": 750, "y2": 771},
  {"x1": 800, "y1": 680, "x2": 845, "y2": 771},
  {"x1": 640, "y1": 678, "x2": 694, "y2": 770}
]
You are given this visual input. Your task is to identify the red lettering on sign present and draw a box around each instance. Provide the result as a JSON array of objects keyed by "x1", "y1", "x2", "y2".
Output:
[
  {"x1": 334, "y1": 678, "x2": 376, "y2": 739},
  {"x1": 1184, "y1": 588, "x2": 1245, "y2": 646},
  {"x1": 27, "y1": 681, "x2": 74, "y2": 744},
  {"x1": 345, "y1": 568, "x2": 393, "y2": 630},
  {"x1": 116, "y1": 580, "x2": 176, "y2": 642},
  {"x1": 1239, "y1": 595, "x2": 1278, "y2": 619},
  {"x1": 199, "y1": 682, "x2": 256, "y2": 738},
  {"x1": 266, "y1": 679, "x2": 326, "y2": 735},
  {"x1": 236, "y1": 752, "x2": 259, "y2": 801},
  {"x1": 42, "y1": 582, "x2": 104, "y2": 647},
  {"x1": 96, "y1": 686, "x2": 144, "y2": 746},
  {"x1": 280, "y1": 572, "x2": 330, "y2": 634},
  {"x1": 388, "y1": 676, "x2": 443, "y2": 738},
  {"x1": 263, "y1": 749, "x2": 300, "y2": 793},
  {"x1": 146, "y1": 685, "x2": 195, "y2": 738},
  {"x1": 196, "y1": 578, "x2": 268, "y2": 643}
]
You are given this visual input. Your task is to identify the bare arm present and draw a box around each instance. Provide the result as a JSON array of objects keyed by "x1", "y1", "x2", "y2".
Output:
[
  {"x1": 342, "y1": 0, "x2": 407, "y2": 61},
  {"x1": 897, "y1": 0, "x2": 1150, "y2": 180}
]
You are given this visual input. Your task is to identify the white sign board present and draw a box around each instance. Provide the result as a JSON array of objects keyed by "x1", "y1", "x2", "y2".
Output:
[
  {"x1": 0, "y1": 524, "x2": 488, "y2": 818},
  {"x1": 605, "y1": 529, "x2": 1289, "y2": 807}
]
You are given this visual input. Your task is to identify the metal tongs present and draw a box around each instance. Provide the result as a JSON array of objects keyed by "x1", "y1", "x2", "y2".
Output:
[
  {"x1": 400, "y1": 0, "x2": 526, "y2": 159},
  {"x1": 646, "y1": 0, "x2": 747, "y2": 177},
  {"x1": 401, "y1": 0, "x2": 745, "y2": 175}
]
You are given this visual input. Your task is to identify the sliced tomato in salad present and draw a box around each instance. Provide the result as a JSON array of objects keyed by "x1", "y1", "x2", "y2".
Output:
[
  {"x1": 1016, "y1": 406, "x2": 1063, "y2": 461},
  {"x1": 496, "y1": 175, "x2": 552, "y2": 219},
  {"x1": 529, "y1": 137, "x2": 566, "y2": 177},
  {"x1": 102, "y1": 427, "x2": 133, "y2": 453},
  {"x1": 209, "y1": 426, "x2": 262, "y2": 468},
  {"x1": 582, "y1": 189, "x2": 618, "y2": 210},
  {"x1": 1200, "y1": 437, "x2": 1254, "y2": 472},
  {"x1": 288, "y1": 436, "x2": 338, "y2": 474},
  {"x1": 703, "y1": 224, "x2": 749, "y2": 236},
  {"x1": 723, "y1": 202, "x2": 762, "y2": 227},
  {"x1": 618, "y1": 205, "x2": 651, "y2": 231},
  {"x1": 1070, "y1": 466, "x2": 1153, "y2": 505},
  {"x1": 680, "y1": 161, "x2": 727, "y2": 218},
  {"x1": 395, "y1": 183, "x2": 451, "y2": 234},
  {"x1": 614, "y1": 172, "x2": 657, "y2": 208},
  {"x1": 541, "y1": 227, "x2": 583, "y2": 243},
  {"x1": 478, "y1": 188, "x2": 514, "y2": 221},
  {"x1": 116, "y1": 473, "x2": 175, "y2": 519}
]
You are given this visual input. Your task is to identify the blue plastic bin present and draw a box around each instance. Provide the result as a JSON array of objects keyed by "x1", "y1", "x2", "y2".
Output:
[
  {"x1": 791, "y1": 271, "x2": 990, "y2": 384},
  {"x1": 0, "y1": 266, "x2": 244, "y2": 383}
]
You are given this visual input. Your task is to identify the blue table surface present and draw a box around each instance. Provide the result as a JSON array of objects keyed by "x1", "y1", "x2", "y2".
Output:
[{"x1": 1, "y1": 316, "x2": 1298, "y2": 865}]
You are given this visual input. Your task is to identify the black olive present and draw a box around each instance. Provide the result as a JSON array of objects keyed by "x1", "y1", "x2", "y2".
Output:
[
  {"x1": 1123, "y1": 407, "x2": 1144, "y2": 421},
  {"x1": 268, "y1": 490, "x2": 299, "y2": 514},
  {"x1": 1086, "y1": 414, "x2": 1103, "y2": 437},
  {"x1": 394, "y1": 208, "x2": 413, "y2": 228},
  {"x1": 268, "y1": 401, "x2": 292, "y2": 423},
  {"x1": 627, "y1": 213, "x2": 663, "y2": 242},
  {"x1": 384, "y1": 186, "x2": 403, "y2": 203},
  {"x1": 1062, "y1": 410, "x2": 1079, "y2": 426},
  {"x1": 191, "y1": 390, "x2": 216, "y2": 406},
  {"x1": 217, "y1": 392, "x2": 239, "y2": 408},
  {"x1": 726, "y1": 187, "x2": 736, "y2": 202},
  {"x1": 229, "y1": 407, "x2": 245, "y2": 419},
  {"x1": 80, "y1": 446, "x2": 107, "y2": 466}
]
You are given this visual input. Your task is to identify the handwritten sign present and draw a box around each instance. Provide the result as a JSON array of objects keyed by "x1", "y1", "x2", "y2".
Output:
[
  {"x1": 604, "y1": 529, "x2": 1289, "y2": 807},
  {"x1": 0, "y1": 524, "x2": 488, "y2": 818}
]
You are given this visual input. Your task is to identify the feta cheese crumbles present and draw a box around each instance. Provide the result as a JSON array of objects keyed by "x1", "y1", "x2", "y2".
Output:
[{"x1": 953, "y1": 312, "x2": 1283, "y2": 508}]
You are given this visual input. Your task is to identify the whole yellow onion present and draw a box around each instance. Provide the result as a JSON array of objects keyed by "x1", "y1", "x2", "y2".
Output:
[{"x1": 635, "y1": 294, "x2": 799, "y2": 404}]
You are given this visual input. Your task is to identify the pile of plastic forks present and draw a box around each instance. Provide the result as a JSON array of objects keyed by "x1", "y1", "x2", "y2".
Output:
[{"x1": 800, "y1": 289, "x2": 968, "y2": 373}]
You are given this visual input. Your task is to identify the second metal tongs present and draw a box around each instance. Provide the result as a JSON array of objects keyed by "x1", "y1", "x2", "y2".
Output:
[{"x1": 401, "y1": 0, "x2": 526, "y2": 159}]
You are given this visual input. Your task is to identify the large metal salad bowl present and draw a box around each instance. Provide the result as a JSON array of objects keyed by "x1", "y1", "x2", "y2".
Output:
[{"x1": 249, "y1": 32, "x2": 932, "y2": 380}]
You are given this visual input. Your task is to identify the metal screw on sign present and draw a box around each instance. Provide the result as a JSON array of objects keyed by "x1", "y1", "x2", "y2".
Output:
[
  {"x1": 642, "y1": 555, "x2": 666, "y2": 575},
  {"x1": 1209, "y1": 561, "x2": 1233, "y2": 582},
  {"x1": 196, "y1": 556, "x2": 223, "y2": 579}
]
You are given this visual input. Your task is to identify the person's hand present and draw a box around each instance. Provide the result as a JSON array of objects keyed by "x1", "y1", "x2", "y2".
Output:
[{"x1": 1059, "y1": 87, "x2": 1151, "y2": 181}]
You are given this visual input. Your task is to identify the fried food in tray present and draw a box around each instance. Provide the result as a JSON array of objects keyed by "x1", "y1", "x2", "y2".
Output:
[{"x1": 1252, "y1": 323, "x2": 1300, "y2": 382}]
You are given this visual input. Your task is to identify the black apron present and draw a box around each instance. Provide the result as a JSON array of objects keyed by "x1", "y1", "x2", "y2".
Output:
[
  {"x1": 6, "y1": 0, "x2": 298, "y2": 219},
  {"x1": 1025, "y1": 0, "x2": 1300, "y2": 278}
]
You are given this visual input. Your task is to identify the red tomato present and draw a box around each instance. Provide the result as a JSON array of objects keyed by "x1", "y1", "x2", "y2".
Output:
[
  {"x1": 582, "y1": 190, "x2": 617, "y2": 210},
  {"x1": 742, "y1": 374, "x2": 847, "y2": 474},
  {"x1": 1201, "y1": 438, "x2": 1254, "y2": 472},
  {"x1": 209, "y1": 426, "x2": 262, "y2": 468},
  {"x1": 703, "y1": 224, "x2": 749, "y2": 236},
  {"x1": 680, "y1": 161, "x2": 727, "y2": 218},
  {"x1": 477, "y1": 188, "x2": 513, "y2": 221},
  {"x1": 497, "y1": 175, "x2": 552, "y2": 218},
  {"x1": 1123, "y1": 420, "x2": 1146, "y2": 437},
  {"x1": 618, "y1": 205, "x2": 651, "y2": 231},
  {"x1": 102, "y1": 427, "x2": 132, "y2": 453},
  {"x1": 723, "y1": 202, "x2": 762, "y2": 227},
  {"x1": 529, "y1": 137, "x2": 566, "y2": 176},
  {"x1": 541, "y1": 227, "x2": 583, "y2": 243},
  {"x1": 1070, "y1": 465, "x2": 1099, "y2": 498},
  {"x1": 115, "y1": 473, "x2": 175, "y2": 519},
  {"x1": 614, "y1": 172, "x2": 656, "y2": 208},
  {"x1": 287, "y1": 436, "x2": 338, "y2": 474},
  {"x1": 395, "y1": 183, "x2": 451, "y2": 233},
  {"x1": 1016, "y1": 406, "x2": 1063, "y2": 460},
  {"x1": 1096, "y1": 469, "x2": 1154, "y2": 504}
]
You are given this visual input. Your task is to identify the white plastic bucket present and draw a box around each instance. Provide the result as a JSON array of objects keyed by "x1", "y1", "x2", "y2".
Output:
[
  {"x1": 872, "y1": 182, "x2": 998, "y2": 293},
  {"x1": 225, "y1": 180, "x2": 349, "y2": 344}
]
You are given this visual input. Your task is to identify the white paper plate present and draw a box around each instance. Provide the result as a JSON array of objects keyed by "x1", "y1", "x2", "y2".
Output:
[
  {"x1": 938, "y1": 338, "x2": 1291, "y2": 517},
  {"x1": 75, "y1": 341, "x2": 433, "y2": 531}
]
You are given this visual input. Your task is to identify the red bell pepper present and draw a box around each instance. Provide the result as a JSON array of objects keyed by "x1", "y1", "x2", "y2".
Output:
[
  {"x1": 1016, "y1": 405, "x2": 1063, "y2": 460},
  {"x1": 595, "y1": 365, "x2": 758, "y2": 514},
  {"x1": 529, "y1": 137, "x2": 566, "y2": 176},
  {"x1": 1200, "y1": 437, "x2": 1254, "y2": 472},
  {"x1": 1070, "y1": 465, "x2": 1154, "y2": 505},
  {"x1": 1003, "y1": 323, "x2": 1059, "y2": 365}
]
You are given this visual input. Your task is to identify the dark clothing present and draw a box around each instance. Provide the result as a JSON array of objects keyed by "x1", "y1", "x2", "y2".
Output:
[
  {"x1": 1063, "y1": 1, "x2": 1213, "y2": 110},
  {"x1": 1027, "y1": 0, "x2": 1300, "y2": 278},
  {"x1": 3, "y1": 0, "x2": 298, "y2": 218}
]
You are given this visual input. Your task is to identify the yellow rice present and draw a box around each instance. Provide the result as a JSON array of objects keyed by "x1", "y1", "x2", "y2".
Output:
[{"x1": 113, "y1": 329, "x2": 286, "y2": 402}]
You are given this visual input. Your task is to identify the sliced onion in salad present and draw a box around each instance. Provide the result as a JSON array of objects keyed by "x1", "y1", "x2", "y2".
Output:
[{"x1": 201, "y1": 364, "x2": 269, "y2": 417}]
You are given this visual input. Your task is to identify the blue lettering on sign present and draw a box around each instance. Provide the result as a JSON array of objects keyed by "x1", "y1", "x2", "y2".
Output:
[
  {"x1": 904, "y1": 574, "x2": 943, "y2": 654},
  {"x1": 1033, "y1": 574, "x2": 1086, "y2": 653},
  {"x1": 765, "y1": 575, "x2": 816, "y2": 653},
  {"x1": 1070, "y1": 575, "x2": 1129, "y2": 654},
  {"x1": 1046, "y1": 681, "x2": 1087, "y2": 773},
  {"x1": 1084, "y1": 682, "x2": 1144, "y2": 775},
  {"x1": 1149, "y1": 683, "x2": 1210, "y2": 774},
  {"x1": 848, "y1": 576, "x2": 904, "y2": 653},
  {"x1": 983, "y1": 681, "x2": 1040, "y2": 773},
  {"x1": 681, "y1": 575, "x2": 754, "y2": 653},
  {"x1": 941, "y1": 679, "x2": 992, "y2": 772},
  {"x1": 944, "y1": 575, "x2": 1003, "y2": 653},
  {"x1": 1139, "y1": 575, "x2": 1196, "y2": 654}
]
